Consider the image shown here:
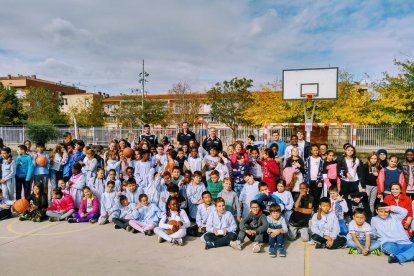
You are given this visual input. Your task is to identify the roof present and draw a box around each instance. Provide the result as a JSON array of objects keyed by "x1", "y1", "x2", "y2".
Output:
[{"x1": 102, "y1": 93, "x2": 209, "y2": 103}]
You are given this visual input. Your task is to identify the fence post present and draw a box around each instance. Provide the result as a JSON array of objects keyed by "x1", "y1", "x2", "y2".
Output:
[{"x1": 351, "y1": 124, "x2": 357, "y2": 147}]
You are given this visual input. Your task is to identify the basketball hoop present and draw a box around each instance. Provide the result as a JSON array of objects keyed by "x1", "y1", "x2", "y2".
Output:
[{"x1": 304, "y1": 92, "x2": 316, "y2": 100}]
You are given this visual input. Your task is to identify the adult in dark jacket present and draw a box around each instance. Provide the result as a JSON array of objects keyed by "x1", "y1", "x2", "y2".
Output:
[
  {"x1": 177, "y1": 122, "x2": 197, "y2": 145},
  {"x1": 202, "y1": 127, "x2": 223, "y2": 152}
]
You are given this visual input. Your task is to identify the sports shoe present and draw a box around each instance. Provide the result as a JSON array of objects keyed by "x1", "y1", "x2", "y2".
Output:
[
  {"x1": 145, "y1": 230, "x2": 154, "y2": 236},
  {"x1": 175, "y1": 238, "x2": 184, "y2": 246},
  {"x1": 230, "y1": 240, "x2": 242, "y2": 251},
  {"x1": 32, "y1": 217, "x2": 41, "y2": 222},
  {"x1": 278, "y1": 246, "x2": 286, "y2": 257},
  {"x1": 48, "y1": 217, "x2": 58, "y2": 222},
  {"x1": 89, "y1": 218, "x2": 97, "y2": 224},
  {"x1": 132, "y1": 229, "x2": 139, "y2": 234},
  {"x1": 19, "y1": 216, "x2": 28, "y2": 221},
  {"x1": 307, "y1": 240, "x2": 315, "y2": 245},
  {"x1": 347, "y1": 248, "x2": 359, "y2": 254},
  {"x1": 67, "y1": 218, "x2": 77, "y2": 223},
  {"x1": 388, "y1": 254, "x2": 400, "y2": 264},
  {"x1": 269, "y1": 247, "x2": 276, "y2": 258},
  {"x1": 315, "y1": 243, "x2": 325, "y2": 249},
  {"x1": 252, "y1": 242, "x2": 263, "y2": 253},
  {"x1": 126, "y1": 226, "x2": 133, "y2": 232},
  {"x1": 114, "y1": 224, "x2": 121, "y2": 229},
  {"x1": 205, "y1": 241, "x2": 215, "y2": 250},
  {"x1": 158, "y1": 236, "x2": 165, "y2": 243},
  {"x1": 370, "y1": 249, "x2": 381, "y2": 256}
]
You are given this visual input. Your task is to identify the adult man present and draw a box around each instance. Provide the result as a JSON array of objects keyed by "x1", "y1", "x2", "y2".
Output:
[
  {"x1": 297, "y1": 130, "x2": 310, "y2": 160},
  {"x1": 177, "y1": 122, "x2": 197, "y2": 145},
  {"x1": 63, "y1": 132, "x2": 72, "y2": 145},
  {"x1": 202, "y1": 127, "x2": 223, "y2": 152},
  {"x1": 137, "y1": 124, "x2": 159, "y2": 147},
  {"x1": 399, "y1": 149, "x2": 414, "y2": 199},
  {"x1": 268, "y1": 132, "x2": 287, "y2": 160}
]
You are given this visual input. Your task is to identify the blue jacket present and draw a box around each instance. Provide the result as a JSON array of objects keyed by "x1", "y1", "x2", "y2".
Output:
[
  {"x1": 63, "y1": 154, "x2": 75, "y2": 178},
  {"x1": 255, "y1": 193, "x2": 285, "y2": 215},
  {"x1": 33, "y1": 152, "x2": 50, "y2": 175},
  {"x1": 74, "y1": 151, "x2": 85, "y2": 163},
  {"x1": 15, "y1": 154, "x2": 34, "y2": 181}
]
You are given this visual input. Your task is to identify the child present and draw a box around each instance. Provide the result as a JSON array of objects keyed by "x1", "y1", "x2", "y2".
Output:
[
  {"x1": 112, "y1": 195, "x2": 136, "y2": 230},
  {"x1": 0, "y1": 188, "x2": 14, "y2": 220},
  {"x1": 257, "y1": 149, "x2": 279, "y2": 193},
  {"x1": 240, "y1": 173, "x2": 259, "y2": 218},
  {"x1": 284, "y1": 147, "x2": 305, "y2": 194},
  {"x1": 255, "y1": 182, "x2": 284, "y2": 216},
  {"x1": 384, "y1": 182, "x2": 413, "y2": 232},
  {"x1": 15, "y1": 145, "x2": 34, "y2": 200},
  {"x1": 0, "y1": 147, "x2": 16, "y2": 200},
  {"x1": 167, "y1": 184, "x2": 187, "y2": 210},
  {"x1": 273, "y1": 180, "x2": 294, "y2": 222},
  {"x1": 67, "y1": 163, "x2": 86, "y2": 209},
  {"x1": 322, "y1": 150, "x2": 340, "y2": 196},
  {"x1": 171, "y1": 166, "x2": 183, "y2": 186},
  {"x1": 206, "y1": 170, "x2": 223, "y2": 201},
  {"x1": 82, "y1": 149, "x2": 98, "y2": 183},
  {"x1": 267, "y1": 204, "x2": 288, "y2": 257},
  {"x1": 74, "y1": 140, "x2": 86, "y2": 163},
  {"x1": 232, "y1": 154, "x2": 249, "y2": 196},
  {"x1": 185, "y1": 147, "x2": 202, "y2": 174},
  {"x1": 63, "y1": 142, "x2": 75, "y2": 182},
  {"x1": 203, "y1": 146, "x2": 220, "y2": 180},
  {"x1": 152, "y1": 144, "x2": 168, "y2": 173},
  {"x1": 349, "y1": 192, "x2": 373, "y2": 223},
  {"x1": 304, "y1": 144, "x2": 324, "y2": 211},
  {"x1": 46, "y1": 188, "x2": 75, "y2": 221},
  {"x1": 50, "y1": 144, "x2": 67, "y2": 193},
  {"x1": 190, "y1": 191, "x2": 214, "y2": 237},
  {"x1": 378, "y1": 156, "x2": 406, "y2": 198},
  {"x1": 346, "y1": 208, "x2": 381, "y2": 255},
  {"x1": 106, "y1": 150, "x2": 121, "y2": 177},
  {"x1": 288, "y1": 183, "x2": 313, "y2": 242},
  {"x1": 371, "y1": 203, "x2": 414, "y2": 263},
  {"x1": 204, "y1": 197, "x2": 238, "y2": 249},
  {"x1": 19, "y1": 183, "x2": 48, "y2": 222},
  {"x1": 106, "y1": 169, "x2": 121, "y2": 191},
  {"x1": 249, "y1": 147, "x2": 263, "y2": 181},
  {"x1": 126, "y1": 178, "x2": 143, "y2": 204},
  {"x1": 217, "y1": 177, "x2": 241, "y2": 222},
  {"x1": 311, "y1": 197, "x2": 346, "y2": 249},
  {"x1": 88, "y1": 168, "x2": 106, "y2": 202},
  {"x1": 186, "y1": 171, "x2": 206, "y2": 220},
  {"x1": 360, "y1": 153, "x2": 381, "y2": 213},
  {"x1": 154, "y1": 196, "x2": 191, "y2": 245},
  {"x1": 129, "y1": 194, "x2": 162, "y2": 235},
  {"x1": 230, "y1": 200, "x2": 268, "y2": 253},
  {"x1": 68, "y1": 186, "x2": 99, "y2": 223},
  {"x1": 164, "y1": 150, "x2": 178, "y2": 174},
  {"x1": 98, "y1": 181, "x2": 118, "y2": 225},
  {"x1": 175, "y1": 148, "x2": 187, "y2": 171},
  {"x1": 216, "y1": 152, "x2": 230, "y2": 180},
  {"x1": 377, "y1": 149, "x2": 388, "y2": 168},
  {"x1": 329, "y1": 186, "x2": 349, "y2": 236},
  {"x1": 134, "y1": 149, "x2": 152, "y2": 185},
  {"x1": 33, "y1": 143, "x2": 50, "y2": 195}
]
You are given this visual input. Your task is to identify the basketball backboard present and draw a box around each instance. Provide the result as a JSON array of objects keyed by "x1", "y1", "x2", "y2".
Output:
[{"x1": 282, "y1": 67, "x2": 338, "y2": 100}]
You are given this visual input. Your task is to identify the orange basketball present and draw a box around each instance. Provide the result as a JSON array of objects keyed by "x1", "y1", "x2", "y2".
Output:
[
  {"x1": 123, "y1": 147, "x2": 134, "y2": 158},
  {"x1": 36, "y1": 156, "x2": 48, "y2": 166},
  {"x1": 166, "y1": 220, "x2": 180, "y2": 234},
  {"x1": 13, "y1": 199, "x2": 30, "y2": 213}
]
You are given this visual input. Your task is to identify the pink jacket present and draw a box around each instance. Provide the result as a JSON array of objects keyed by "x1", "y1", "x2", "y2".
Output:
[
  {"x1": 230, "y1": 153, "x2": 249, "y2": 167},
  {"x1": 323, "y1": 163, "x2": 341, "y2": 189},
  {"x1": 79, "y1": 195, "x2": 100, "y2": 215},
  {"x1": 377, "y1": 169, "x2": 406, "y2": 195},
  {"x1": 47, "y1": 193, "x2": 75, "y2": 212}
]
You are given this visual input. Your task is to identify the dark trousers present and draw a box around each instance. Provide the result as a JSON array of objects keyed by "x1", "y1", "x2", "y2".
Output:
[
  {"x1": 0, "y1": 208, "x2": 12, "y2": 220},
  {"x1": 309, "y1": 180, "x2": 323, "y2": 212},
  {"x1": 339, "y1": 180, "x2": 359, "y2": 214},
  {"x1": 113, "y1": 218, "x2": 130, "y2": 229},
  {"x1": 269, "y1": 233, "x2": 284, "y2": 249},
  {"x1": 311, "y1": 234, "x2": 346, "y2": 249},
  {"x1": 238, "y1": 230, "x2": 264, "y2": 243},
  {"x1": 204, "y1": 232, "x2": 237, "y2": 248},
  {"x1": 15, "y1": 177, "x2": 30, "y2": 199}
]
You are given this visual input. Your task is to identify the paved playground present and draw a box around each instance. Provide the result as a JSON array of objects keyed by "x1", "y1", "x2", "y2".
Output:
[{"x1": 0, "y1": 217, "x2": 412, "y2": 276}]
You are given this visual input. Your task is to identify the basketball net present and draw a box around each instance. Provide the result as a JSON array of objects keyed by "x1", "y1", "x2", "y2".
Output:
[{"x1": 302, "y1": 93, "x2": 317, "y2": 141}]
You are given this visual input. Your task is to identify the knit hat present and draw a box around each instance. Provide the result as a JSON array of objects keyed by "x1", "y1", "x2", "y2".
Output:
[{"x1": 376, "y1": 149, "x2": 387, "y2": 155}]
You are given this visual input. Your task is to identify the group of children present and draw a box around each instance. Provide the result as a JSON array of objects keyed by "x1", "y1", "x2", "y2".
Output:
[{"x1": 0, "y1": 130, "x2": 414, "y2": 264}]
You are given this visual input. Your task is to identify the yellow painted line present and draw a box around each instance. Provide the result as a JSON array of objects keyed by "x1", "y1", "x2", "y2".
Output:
[
  {"x1": 29, "y1": 224, "x2": 97, "y2": 236},
  {"x1": 6, "y1": 220, "x2": 97, "y2": 236},
  {"x1": 304, "y1": 243, "x2": 310, "y2": 276},
  {"x1": 7, "y1": 220, "x2": 55, "y2": 236}
]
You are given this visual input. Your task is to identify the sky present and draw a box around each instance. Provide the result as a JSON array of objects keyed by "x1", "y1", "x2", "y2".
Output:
[{"x1": 0, "y1": 0, "x2": 413, "y2": 95}]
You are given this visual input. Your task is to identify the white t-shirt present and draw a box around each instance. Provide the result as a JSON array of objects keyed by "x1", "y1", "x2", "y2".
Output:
[
  {"x1": 347, "y1": 220, "x2": 371, "y2": 241},
  {"x1": 344, "y1": 158, "x2": 359, "y2": 182},
  {"x1": 310, "y1": 156, "x2": 321, "y2": 180}
]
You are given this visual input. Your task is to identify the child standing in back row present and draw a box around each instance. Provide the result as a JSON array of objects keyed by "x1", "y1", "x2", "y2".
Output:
[
  {"x1": 217, "y1": 177, "x2": 241, "y2": 223},
  {"x1": 1, "y1": 147, "x2": 16, "y2": 200},
  {"x1": 186, "y1": 171, "x2": 205, "y2": 220}
]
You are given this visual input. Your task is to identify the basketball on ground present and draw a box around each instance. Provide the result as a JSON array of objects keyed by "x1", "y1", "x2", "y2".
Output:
[{"x1": 13, "y1": 199, "x2": 30, "y2": 213}]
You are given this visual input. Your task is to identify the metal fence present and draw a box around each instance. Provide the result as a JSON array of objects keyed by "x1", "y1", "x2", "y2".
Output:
[{"x1": 0, "y1": 125, "x2": 412, "y2": 153}]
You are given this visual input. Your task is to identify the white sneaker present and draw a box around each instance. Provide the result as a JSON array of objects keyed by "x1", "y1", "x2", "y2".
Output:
[
  {"x1": 158, "y1": 236, "x2": 164, "y2": 243},
  {"x1": 252, "y1": 242, "x2": 263, "y2": 253},
  {"x1": 307, "y1": 240, "x2": 315, "y2": 245},
  {"x1": 174, "y1": 238, "x2": 184, "y2": 246},
  {"x1": 230, "y1": 240, "x2": 242, "y2": 251}
]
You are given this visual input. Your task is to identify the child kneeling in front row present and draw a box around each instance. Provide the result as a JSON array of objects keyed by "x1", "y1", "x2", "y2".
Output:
[
  {"x1": 68, "y1": 186, "x2": 100, "y2": 223},
  {"x1": 311, "y1": 197, "x2": 346, "y2": 249},
  {"x1": 346, "y1": 208, "x2": 381, "y2": 255},
  {"x1": 267, "y1": 203, "x2": 288, "y2": 257},
  {"x1": 46, "y1": 188, "x2": 75, "y2": 222},
  {"x1": 204, "y1": 197, "x2": 237, "y2": 250},
  {"x1": 154, "y1": 196, "x2": 191, "y2": 246},
  {"x1": 230, "y1": 200, "x2": 268, "y2": 253}
]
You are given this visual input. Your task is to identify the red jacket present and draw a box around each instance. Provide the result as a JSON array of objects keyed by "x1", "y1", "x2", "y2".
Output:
[
  {"x1": 377, "y1": 169, "x2": 406, "y2": 195},
  {"x1": 230, "y1": 153, "x2": 249, "y2": 167},
  {"x1": 257, "y1": 159, "x2": 280, "y2": 193},
  {"x1": 47, "y1": 193, "x2": 75, "y2": 212},
  {"x1": 79, "y1": 195, "x2": 100, "y2": 215},
  {"x1": 384, "y1": 194, "x2": 413, "y2": 227}
]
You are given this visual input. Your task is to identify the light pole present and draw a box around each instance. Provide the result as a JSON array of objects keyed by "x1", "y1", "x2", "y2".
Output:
[{"x1": 139, "y1": 60, "x2": 149, "y2": 129}]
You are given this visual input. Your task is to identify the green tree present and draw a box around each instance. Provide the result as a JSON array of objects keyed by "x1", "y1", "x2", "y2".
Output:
[
  {"x1": 207, "y1": 77, "x2": 253, "y2": 140},
  {"x1": 73, "y1": 96, "x2": 106, "y2": 127},
  {"x1": 0, "y1": 83, "x2": 27, "y2": 124},
  {"x1": 26, "y1": 122, "x2": 60, "y2": 146},
  {"x1": 24, "y1": 87, "x2": 68, "y2": 124}
]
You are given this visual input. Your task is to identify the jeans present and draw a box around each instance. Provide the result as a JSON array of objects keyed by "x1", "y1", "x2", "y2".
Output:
[
  {"x1": 50, "y1": 169, "x2": 63, "y2": 194},
  {"x1": 382, "y1": 242, "x2": 414, "y2": 263},
  {"x1": 346, "y1": 239, "x2": 381, "y2": 253},
  {"x1": 72, "y1": 212, "x2": 99, "y2": 222},
  {"x1": 365, "y1": 185, "x2": 378, "y2": 214},
  {"x1": 15, "y1": 177, "x2": 30, "y2": 200},
  {"x1": 46, "y1": 209, "x2": 75, "y2": 220},
  {"x1": 0, "y1": 208, "x2": 12, "y2": 220},
  {"x1": 339, "y1": 180, "x2": 359, "y2": 214},
  {"x1": 288, "y1": 226, "x2": 309, "y2": 241},
  {"x1": 269, "y1": 233, "x2": 284, "y2": 249},
  {"x1": 204, "y1": 232, "x2": 237, "y2": 248},
  {"x1": 112, "y1": 218, "x2": 131, "y2": 229},
  {"x1": 309, "y1": 180, "x2": 323, "y2": 212},
  {"x1": 311, "y1": 234, "x2": 347, "y2": 249}
]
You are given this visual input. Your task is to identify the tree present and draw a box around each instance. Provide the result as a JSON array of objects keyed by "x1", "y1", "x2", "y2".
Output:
[
  {"x1": 24, "y1": 87, "x2": 68, "y2": 124},
  {"x1": 72, "y1": 96, "x2": 106, "y2": 127},
  {"x1": 207, "y1": 77, "x2": 253, "y2": 140},
  {"x1": 0, "y1": 83, "x2": 27, "y2": 124},
  {"x1": 26, "y1": 122, "x2": 60, "y2": 146},
  {"x1": 168, "y1": 82, "x2": 202, "y2": 125}
]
